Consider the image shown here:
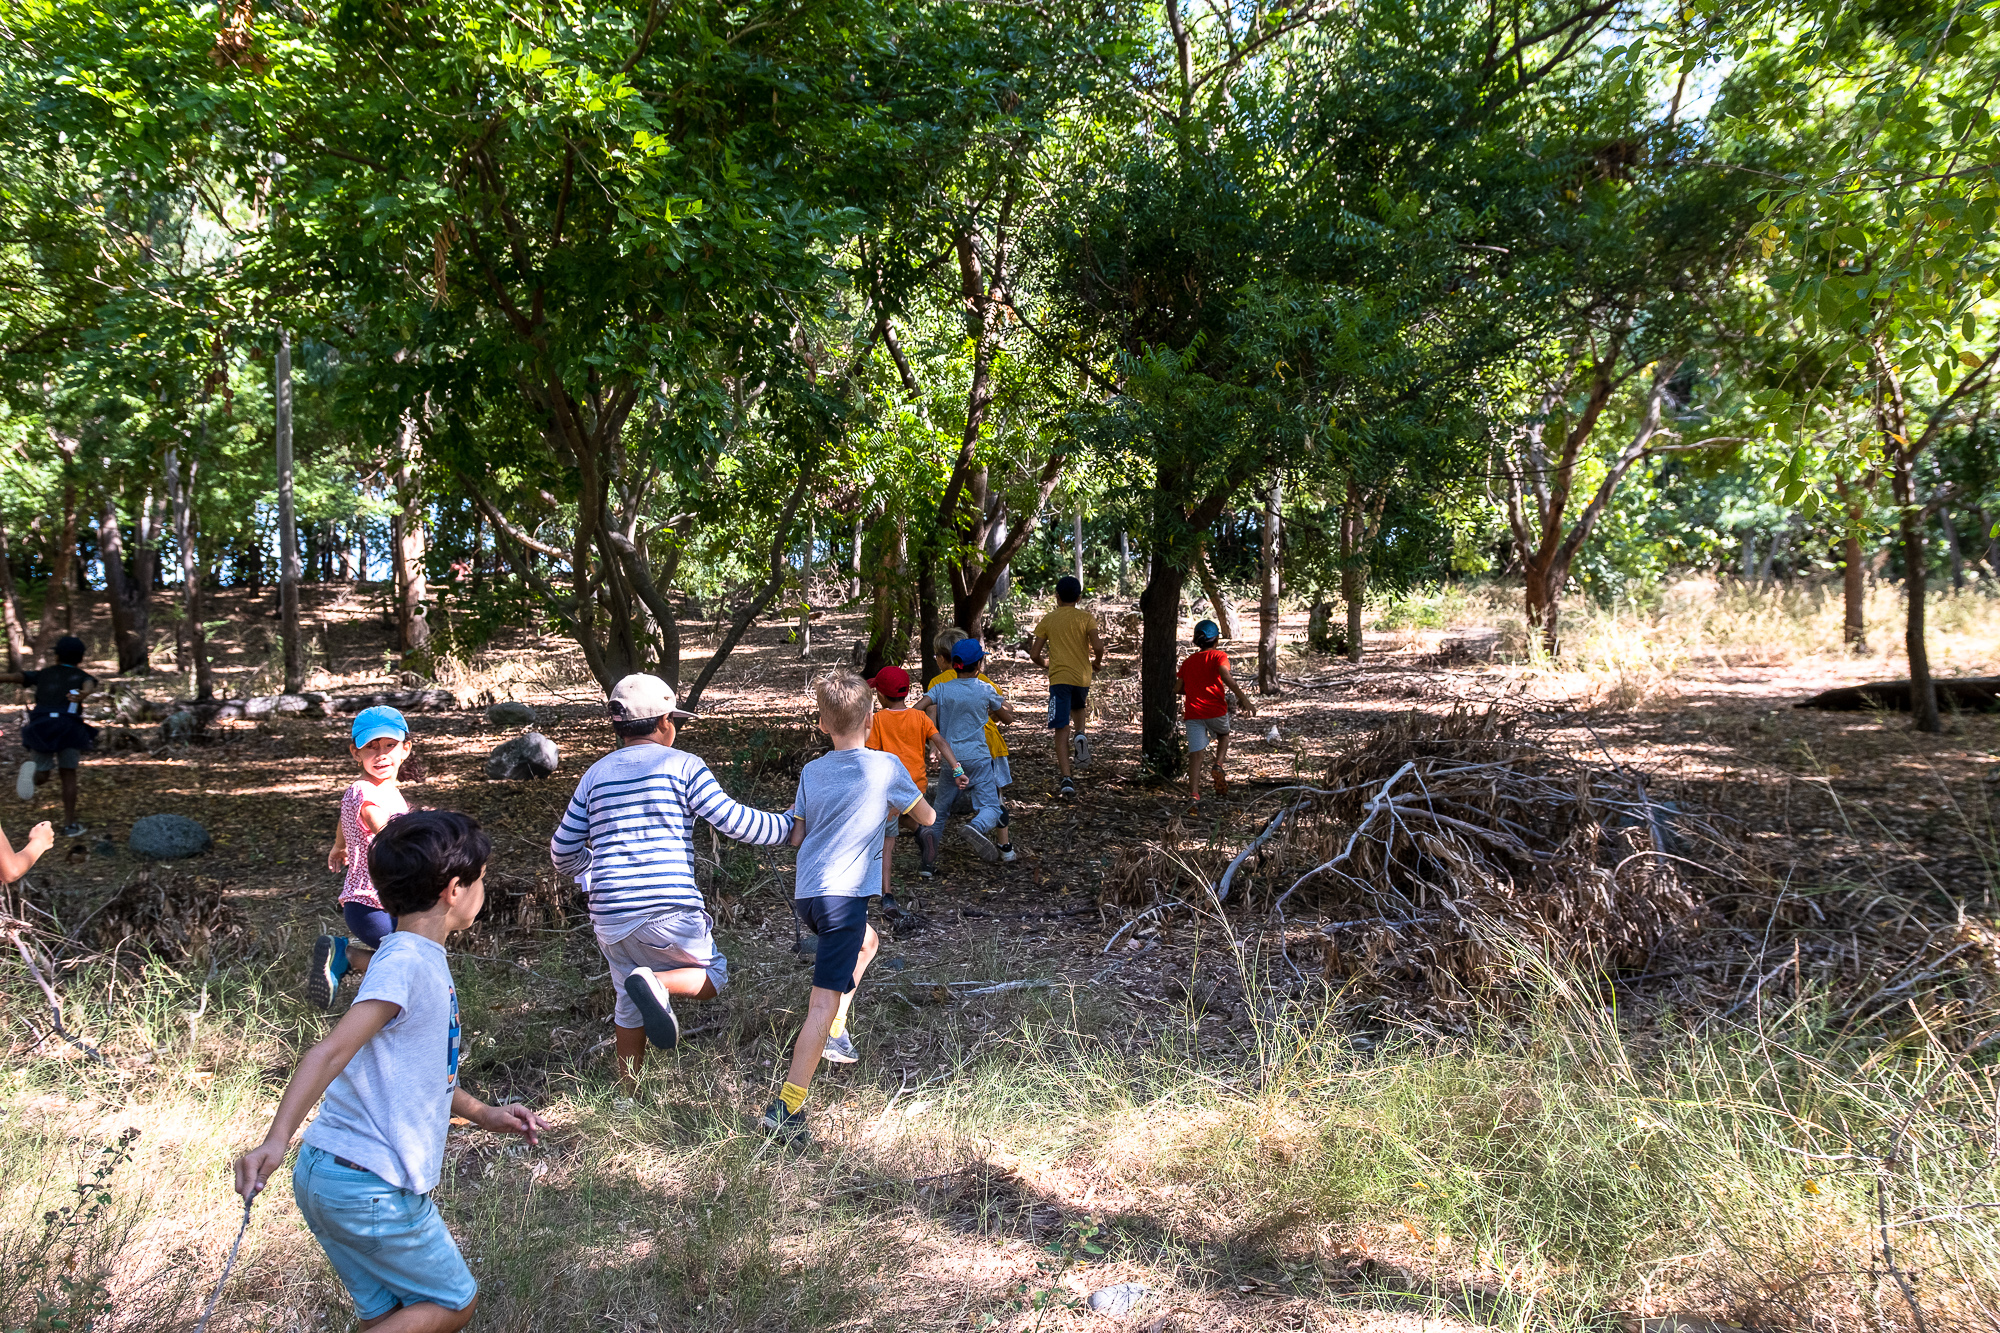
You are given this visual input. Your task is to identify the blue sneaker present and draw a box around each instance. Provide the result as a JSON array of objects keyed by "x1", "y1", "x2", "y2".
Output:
[
  {"x1": 759, "y1": 1098, "x2": 810, "y2": 1142},
  {"x1": 822, "y1": 1033, "x2": 858, "y2": 1064},
  {"x1": 624, "y1": 967, "x2": 681, "y2": 1050},
  {"x1": 307, "y1": 935, "x2": 350, "y2": 1011}
]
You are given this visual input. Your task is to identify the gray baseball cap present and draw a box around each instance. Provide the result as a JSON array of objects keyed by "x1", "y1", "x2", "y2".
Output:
[{"x1": 607, "y1": 674, "x2": 696, "y2": 723}]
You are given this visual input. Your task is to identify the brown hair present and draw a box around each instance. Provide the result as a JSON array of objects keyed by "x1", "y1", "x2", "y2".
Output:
[
  {"x1": 933, "y1": 628, "x2": 962, "y2": 663},
  {"x1": 816, "y1": 669, "x2": 875, "y2": 735}
]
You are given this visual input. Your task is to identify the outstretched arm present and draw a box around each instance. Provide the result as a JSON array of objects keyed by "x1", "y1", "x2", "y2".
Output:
[
  {"x1": 0, "y1": 822, "x2": 54, "y2": 881},
  {"x1": 549, "y1": 779, "x2": 595, "y2": 878},
  {"x1": 685, "y1": 761, "x2": 795, "y2": 845},
  {"x1": 931, "y1": 735, "x2": 970, "y2": 789},
  {"x1": 451, "y1": 1087, "x2": 548, "y2": 1144}
]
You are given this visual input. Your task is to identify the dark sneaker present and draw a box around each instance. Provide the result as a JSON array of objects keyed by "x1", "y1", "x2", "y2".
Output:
[
  {"x1": 880, "y1": 893, "x2": 901, "y2": 917},
  {"x1": 624, "y1": 967, "x2": 681, "y2": 1050},
  {"x1": 307, "y1": 934, "x2": 348, "y2": 1011},
  {"x1": 1059, "y1": 779, "x2": 1077, "y2": 801},
  {"x1": 917, "y1": 862, "x2": 937, "y2": 880},
  {"x1": 956, "y1": 824, "x2": 1001, "y2": 863},
  {"x1": 60, "y1": 822, "x2": 86, "y2": 839},
  {"x1": 759, "y1": 1098, "x2": 810, "y2": 1142},
  {"x1": 822, "y1": 1033, "x2": 859, "y2": 1064}
]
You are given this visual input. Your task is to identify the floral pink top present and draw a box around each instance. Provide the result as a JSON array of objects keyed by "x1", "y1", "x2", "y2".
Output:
[{"x1": 339, "y1": 780, "x2": 409, "y2": 909}]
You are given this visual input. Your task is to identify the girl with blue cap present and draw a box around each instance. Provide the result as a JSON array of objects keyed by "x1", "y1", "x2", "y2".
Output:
[{"x1": 308, "y1": 706, "x2": 415, "y2": 1008}]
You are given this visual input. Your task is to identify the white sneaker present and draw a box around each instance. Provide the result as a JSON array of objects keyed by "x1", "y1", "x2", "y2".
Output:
[
  {"x1": 1072, "y1": 732, "x2": 1092, "y2": 766},
  {"x1": 16, "y1": 761, "x2": 34, "y2": 801}
]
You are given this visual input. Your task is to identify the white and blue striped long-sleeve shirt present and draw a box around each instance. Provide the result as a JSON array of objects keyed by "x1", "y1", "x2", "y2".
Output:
[{"x1": 550, "y1": 743, "x2": 793, "y2": 939}]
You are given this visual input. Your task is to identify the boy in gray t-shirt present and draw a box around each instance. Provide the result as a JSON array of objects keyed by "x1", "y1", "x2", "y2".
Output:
[
  {"x1": 759, "y1": 669, "x2": 934, "y2": 1141},
  {"x1": 923, "y1": 638, "x2": 1019, "y2": 865},
  {"x1": 235, "y1": 812, "x2": 548, "y2": 1330}
]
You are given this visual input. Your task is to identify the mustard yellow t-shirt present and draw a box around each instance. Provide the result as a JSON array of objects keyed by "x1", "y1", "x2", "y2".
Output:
[
  {"x1": 1033, "y1": 605, "x2": 1097, "y2": 688},
  {"x1": 927, "y1": 670, "x2": 1009, "y2": 759}
]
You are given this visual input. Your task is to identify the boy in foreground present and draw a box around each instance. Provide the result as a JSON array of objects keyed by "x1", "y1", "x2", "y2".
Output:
[
  {"x1": 1028, "y1": 576, "x2": 1103, "y2": 801},
  {"x1": 234, "y1": 811, "x2": 548, "y2": 1333},
  {"x1": 1178, "y1": 618, "x2": 1255, "y2": 801},
  {"x1": 551, "y1": 674, "x2": 793, "y2": 1091},
  {"x1": 863, "y1": 664, "x2": 966, "y2": 899},
  {"x1": 925, "y1": 639, "x2": 1019, "y2": 864},
  {"x1": 3, "y1": 635, "x2": 99, "y2": 837},
  {"x1": 763, "y1": 670, "x2": 934, "y2": 1140}
]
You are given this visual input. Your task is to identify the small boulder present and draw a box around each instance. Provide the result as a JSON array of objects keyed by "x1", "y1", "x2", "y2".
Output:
[
  {"x1": 485, "y1": 731, "x2": 559, "y2": 780},
  {"x1": 129, "y1": 813, "x2": 213, "y2": 860},
  {"x1": 272, "y1": 694, "x2": 310, "y2": 717},
  {"x1": 212, "y1": 700, "x2": 246, "y2": 721},
  {"x1": 242, "y1": 695, "x2": 281, "y2": 719},
  {"x1": 1086, "y1": 1284, "x2": 1149, "y2": 1316},
  {"x1": 485, "y1": 700, "x2": 539, "y2": 729}
]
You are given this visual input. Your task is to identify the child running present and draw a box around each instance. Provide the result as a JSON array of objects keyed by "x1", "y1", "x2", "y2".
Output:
[
  {"x1": 550, "y1": 674, "x2": 793, "y2": 1092},
  {"x1": 309, "y1": 706, "x2": 414, "y2": 1009},
  {"x1": 864, "y1": 664, "x2": 966, "y2": 900},
  {"x1": 762, "y1": 669, "x2": 934, "y2": 1141},
  {"x1": 236, "y1": 810, "x2": 548, "y2": 1333},
  {"x1": 2, "y1": 635, "x2": 99, "y2": 837},
  {"x1": 1028, "y1": 576, "x2": 1104, "y2": 801},
  {"x1": 924, "y1": 639, "x2": 1019, "y2": 865},
  {"x1": 927, "y1": 628, "x2": 1011, "y2": 795},
  {"x1": 1178, "y1": 619, "x2": 1255, "y2": 802}
]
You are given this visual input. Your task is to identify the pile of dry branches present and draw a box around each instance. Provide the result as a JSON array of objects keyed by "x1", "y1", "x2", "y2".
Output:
[
  {"x1": 77, "y1": 867, "x2": 239, "y2": 962},
  {"x1": 1226, "y1": 707, "x2": 1737, "y2": 1015}
]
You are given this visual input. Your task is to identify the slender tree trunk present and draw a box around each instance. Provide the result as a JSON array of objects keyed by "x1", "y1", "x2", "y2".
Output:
[
  {"x1": 97, "y1": 500, "x2": 155, "y2": 673},
  {"x1": 276, "y1": 329, "x2": 303, "y2": 691},
  {"x1": 355, "y1": 520, "x2": 368, "y2": 586},
  {"x1": 1835, "y1": 475, "x2": 1867, "y2": 651},
  {"x1": 849, "y1": 515, "x2": 862, "y2": 601},
  {"x1": 0, "y1": 520, "x2": 27, "y2": 671},
  {"x1": 166, "y1": 446, "x2": 213, "y2": 700},
  {"x1": 1939, "y1": 508, "x2": 1967, "y2": 591},
  {"x1": 1258, "y1": 471, "x2": 1281, "y2": 694},
  {"x1": 984, "y1": 500, "x2": 1010, "y2": 616},
  {"x1": 1118, "y1": 530, "x2": 1131, "y2": 595},
  {"x1": 34, "y1": 482, "x2": 78, "y2": 663},
  {"x1": 389, "y1": 414, "x2": 429, "y2": 656},
  {"x1": 917, "y1": 547, "x2": 938, "y2": 664},
  {"x1": 1139, "y1": 548, "x2": 1188, "y2": 777},
  {"x1": 1893, "y1": 447, "x2": 1939, "y2": 732},
  {"x1": 1072, "y1": 505, "x2": 1085, "y2": 584},
  {"x1": 1193, "y1": 541, "x2": 1239, "y2": 639},
  {"x1": 470, "y1": 513, "x2": 485, "y2": 598},
  {"x1": 798, "y1": 516, "x2": 814, "y2": 657}
]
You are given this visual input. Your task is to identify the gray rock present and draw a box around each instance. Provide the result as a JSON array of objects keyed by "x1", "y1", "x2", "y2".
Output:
[
  {"x1": 129, "y1": 813, "x2": 213, "y2": 860},
  {"x1": 272, "y1": 694, "x2": 310, "y2": 717},
  {"x1": 242, "y1": 695, "x2": 280, "y2": 719},
  {"x1": 485, "y1": 731, "x2": 559, "y2": 780},
  {"x1": 1086, "y1": 1284, "x2": 1149, "y2": 1316},
  {"x1": 485, "y1": 700, "x2": 539, "y2": 729},
  {"x1": 212, "y1": 701, "x2": 245, "y2": 721}
]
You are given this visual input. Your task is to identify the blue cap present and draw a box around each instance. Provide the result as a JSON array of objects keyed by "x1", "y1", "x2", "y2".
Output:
[
  {"x1": 351, "y1": 705, "x2": 409, "y2": 748},
  {"x1": 1193, "y1": 619, "x2": 1221, "y2": 645},
  {"x1": 951, "y1": 637, "x2": 986, "y2": 668}
]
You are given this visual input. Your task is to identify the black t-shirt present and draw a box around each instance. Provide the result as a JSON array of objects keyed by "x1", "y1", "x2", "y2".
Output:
[{"x1": 22, "y1": 663, "x2": 96, "y2": 715}]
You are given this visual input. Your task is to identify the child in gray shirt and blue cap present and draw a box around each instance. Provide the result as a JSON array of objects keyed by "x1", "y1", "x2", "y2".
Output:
[{"x1": 924, "y1": 638, "x2": 1019, "y2": 865}]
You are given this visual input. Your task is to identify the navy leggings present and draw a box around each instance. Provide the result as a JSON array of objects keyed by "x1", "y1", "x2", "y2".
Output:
[{"x1": 342, "y1": 902, "x2": 395, "y2": 948}]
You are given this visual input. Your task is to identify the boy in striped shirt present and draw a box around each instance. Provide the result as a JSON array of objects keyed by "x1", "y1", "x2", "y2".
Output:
[{"x1": 550, "y1": 674, "x2": 794, "y2": 1091}]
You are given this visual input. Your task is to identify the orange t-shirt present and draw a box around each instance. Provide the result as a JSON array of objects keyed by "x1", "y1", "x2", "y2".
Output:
[{"x1": 867, "y1": 707, "x2": 938, "y2": 788}]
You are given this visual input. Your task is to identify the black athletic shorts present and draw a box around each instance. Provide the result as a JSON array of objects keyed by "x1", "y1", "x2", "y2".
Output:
[{"x1": 793, "y1": 895, "x2": 873, "y2": 993}]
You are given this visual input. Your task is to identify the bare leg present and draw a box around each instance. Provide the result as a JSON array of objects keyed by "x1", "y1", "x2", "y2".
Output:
[
  {"x1": 1213, "y1": 733, "x2": 1230, "y2": 778},
  {"x1": 785, "y1": 926, "x2": 877, "y2": 1092},
  {"x1": 615, "y1": 969, "x2": 717, "y2": 1089},
  {"x1": 359, "y1": 1296, "x2": 477, "y2": 1333},
  {"x1": 1188, "y1": 746, "x2": 1202, "y2": 801},
  {"x1": 1054, "y1": 722, "x2": 1073, "y2": 779},
  {"x1": 57, "y1": 769, "x2": 77, "y2": 826},
  {"x1": 881, "y1": 831, "x2": 895, "y2": 896}
]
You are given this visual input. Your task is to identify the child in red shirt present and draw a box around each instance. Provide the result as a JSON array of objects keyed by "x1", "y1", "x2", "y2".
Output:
[{"x1": 1176, "y1": 619, "x2": 1254, "y2": 801}]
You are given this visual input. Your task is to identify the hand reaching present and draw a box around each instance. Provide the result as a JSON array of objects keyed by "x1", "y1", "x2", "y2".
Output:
[
  {"x1": 477, "y1": 1102, "x2": 551, "y2": 1146},
  {"x1": 233, "y1": 1140, "x2": 287, "y2": 1200}
]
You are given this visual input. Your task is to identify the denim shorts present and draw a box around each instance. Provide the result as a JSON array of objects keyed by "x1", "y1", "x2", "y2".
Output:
[
  {"x1": 596, "y1": 910, "x2": 729, "y2": 1028},
  {"x1": 1045, "y1": 683, "x2": 1090, "y2": 731},
  {"x1": 1186, "y1": 714, "x2": 1231, "y2": 752},
  {"x1": 293, "y1": 1144, "x2": 476, "y2": 1319}
]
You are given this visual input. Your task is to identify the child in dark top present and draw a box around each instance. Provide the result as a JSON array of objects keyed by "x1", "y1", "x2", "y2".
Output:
[
  {"x1": 0, "y1": 636, "x2": 98, "y2": 837},
  {"x1": 1177, "y1": 619, "x2": 1254, "y2": 802},
  {"x1": 761, "y1": 669, "x2": 934, "y2": 1142}
]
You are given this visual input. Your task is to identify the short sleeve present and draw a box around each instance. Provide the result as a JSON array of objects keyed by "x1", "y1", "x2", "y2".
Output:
[
  {"x1": 1032, "y1": 614, "x2": 1050, "y2": 637},
  {"x1": 1217, "y1": 652, "x2": 1230, "y2": 671},
  {"x1": 19, "y1": 669, "x2": 40, "y2": 688},
  {"x1": 351, "y1": 946, "x2": 417, "y2": 1018}
]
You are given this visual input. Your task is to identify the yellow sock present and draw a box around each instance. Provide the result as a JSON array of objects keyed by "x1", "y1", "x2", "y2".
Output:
[
  {"x1": 829, "y1": 1012, "x2": 846, "y2": 1039},
  {"x1": 779, "y1": 1081, "x2": 809, "y2": 1114}
]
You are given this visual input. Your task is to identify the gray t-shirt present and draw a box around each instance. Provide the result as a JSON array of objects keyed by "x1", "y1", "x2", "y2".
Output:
[
  {"x1": 926, "y1": 676, "x2": 1004, "y2": 756},
  {"x1": 302, "y1": 932, "x2": 460, "y2": 1193},
  {"x1": 791, "y1": 747, "x2": 923, "y2": 899}
]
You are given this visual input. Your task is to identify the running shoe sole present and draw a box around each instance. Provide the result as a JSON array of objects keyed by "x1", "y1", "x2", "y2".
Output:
[
  {"x1": 16, "y1": 761, "x2": 34, "y2": 801},
  {"x1": 823, "y1": 1034, "x2": 859, "y2": 1064},
  {"x1": 624, "y1": 968, "x2": 682, "y2": 1050},
  {"x1": 307, "y1": 934, "x2": 338, "y2": 1010},
  {"x1": 60, "y1": 823, "x2": 85, "y2": 839},
  {"x1": 956, "y1": 825, "x2": 1001, "y2": 863}
]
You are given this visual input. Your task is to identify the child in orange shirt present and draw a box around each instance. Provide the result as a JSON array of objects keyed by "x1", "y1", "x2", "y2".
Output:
[{"x1": 865, "y1": 666, "x2": 966, "y2": 900}]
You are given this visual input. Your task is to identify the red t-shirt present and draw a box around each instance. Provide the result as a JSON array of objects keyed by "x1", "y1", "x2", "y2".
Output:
[{"x1": 1178, "y1": 649, "x2": 1230, "y2": 720}]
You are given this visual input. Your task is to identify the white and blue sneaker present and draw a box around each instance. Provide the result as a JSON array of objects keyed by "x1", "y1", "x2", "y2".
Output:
[
  {"x1": 624, "y1": 967, "x2": 682, "y2": 1050},
  {"x1": 822, "y1": 1033, "x2": 859, "y2": 1064},
  {"x1": 1073, "y1": 731, "x2": 1092, "y2": 766},
  {"x1": 307, "y1": 934, "x2": 350, "y2": 1010}
]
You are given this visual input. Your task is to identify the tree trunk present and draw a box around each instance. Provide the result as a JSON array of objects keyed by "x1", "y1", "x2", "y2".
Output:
[
  {"x1": 0, "y1": 519, "x2": 28, "y2": 671},
  {"x1": 354, "y1": 521, "x2": 368, "y2": 586},
  {"x1": 1193, "y1": 542, "x2": 1239, "y2": 639},
  {"x1": 1895, "y1": 451, "x2": 1940, "y2": 733},
  {"x1": 1523, "y1": 561, "x2": 1562, "y2": 658},
  {"x1": 850, "y1": 515, "x2": 862, "y2": 601},
  {"x1": 97, "y1": 498, "x2": 157, "y2": 673},
  {"x1": 918, "y1": 547, "x2": 938, "y2": 663},
  {"x1": 1118, "y1": 530, "x2": 1131, "y2": 595},
  {"x1": 276, "y1": 329, "x2": 304, "y2": 692},
  {"x1": 166, "y1": 446, "x2": 213, "y2": 700},
  {"x1": 1339, "y1": 560, "x2": 1366, "y2": 665},
  {"x1": 1835, "y1": 475, "x2": 1868, "y2": 651},
  {"x1": 798, "y1": 516, "x2": 814, "y2": 656},
  {"x1": 1939, "y1": 508, "x2": 1967, "y2": 592},
  {"x1": 1257, "y1": 471, "x2": 1281, "y2": 694},
  {"x1": 1072, "y1": 504, "x2": 1085, "y2": 584},
  {"x1": 984, "y1": 500, "x2": 1010, "y2": 615},
  {"x1": 34, "y1": 482, "x2": 78, "y2": 663},
  {"x1": 1139, "y1": 548, "x2": 1187, "y2": 777},
  {"x1": 390, "y1": 414, "x2": 430, "y2": 657}
]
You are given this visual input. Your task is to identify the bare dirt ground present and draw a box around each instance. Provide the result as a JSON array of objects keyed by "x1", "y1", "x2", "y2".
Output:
[{"x1": 10, "y1": 581, "x2": 1996, "y2": 1331}]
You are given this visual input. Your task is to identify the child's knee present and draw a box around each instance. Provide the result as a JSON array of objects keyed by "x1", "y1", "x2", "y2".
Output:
[{"x1": 860, "y1": 925, "x2": 880, "y2": 956}]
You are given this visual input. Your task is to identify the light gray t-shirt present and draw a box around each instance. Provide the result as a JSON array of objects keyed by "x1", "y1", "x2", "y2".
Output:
[
  {"x1": 926, "y1": 676, "x2": 1004, "y2": 756},
  {"x1": 791, "y1": 747, "x2": 924, "y2": 899},
  {"x1": 302, "y1": 932, "x2": 460, "y2": 1193}
]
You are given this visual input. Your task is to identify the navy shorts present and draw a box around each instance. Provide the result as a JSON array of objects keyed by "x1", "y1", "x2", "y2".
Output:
[
  {"x1": 793, "y1": 895, "x2": 873, "y2": 993},
  {"x1": 1046, "y1": 683, "x2": 1090, "y2": 731},
  {"x1": 343, "y1": 902, "x2": 395, "y2": 948}
]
